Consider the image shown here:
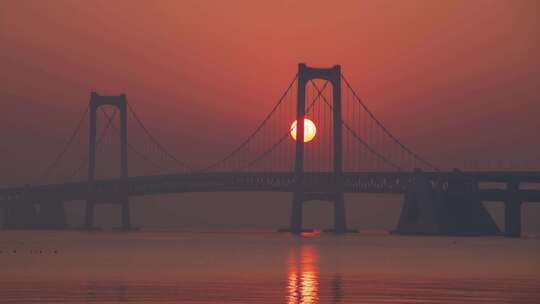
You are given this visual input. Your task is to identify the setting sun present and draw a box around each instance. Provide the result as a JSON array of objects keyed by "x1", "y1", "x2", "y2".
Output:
[{"x1": 290, "y1": 118, "x2": 317, "y2": 142}]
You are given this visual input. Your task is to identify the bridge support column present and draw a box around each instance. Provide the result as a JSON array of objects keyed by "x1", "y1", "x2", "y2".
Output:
[
  {"x1": 287, "y1": 63, "x2": 308, "y2": 234},
  {"x1": 0, "y1": 205, "x2": 4, "y2": 228},
  {"x1": 289, "y1": 192, "x2": 304, "y2": 233},
  {"x1": 120, "y1": 196, "x2": 131, "y2": 230},
  {"x1": 38, "y1": 200, "x2": 67, "y2": 229},
  {"x1": 4, "y1": 201, "x2": 38, "y2": 229},
  {"x1": 323, "y1": 192, "x2": 354, "y2": 233},
  {"x1": 504, "y1": 201, "x2": 522, "y2": 238},
  {"x1": 329, "y1": 62, "x2": 350, "y2": 234},
  {"x1": 396, "y1": 169, "x2": 441, "y2": 234},
  {"x1": 84, "y1": 198, "x2": 95, "y2": 230},
  {"x1": 333, "y1": 193, "x2": 348, "y2": 233},
  {"x1": 396, "y1": 169, "x2": 500, "y2": 236},
  {"x1": 504, "y1": 182, "x2": 522, "y2": 238}
]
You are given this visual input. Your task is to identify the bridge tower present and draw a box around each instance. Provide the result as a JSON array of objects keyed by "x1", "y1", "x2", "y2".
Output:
[
  {"x1": 289, "y1": 63, "x2": 351, "y2": 234},
  {"x1": 84, "y1": 92, "x2": 130, "y2": 230},
  {"x1": 505, "y1": 181, "x2": 522, "y2": 237}
]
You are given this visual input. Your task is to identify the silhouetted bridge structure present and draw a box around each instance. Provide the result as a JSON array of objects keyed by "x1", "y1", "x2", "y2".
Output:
[{"x1": 1, "y1": 64, "x2": 538, "y2": 237}]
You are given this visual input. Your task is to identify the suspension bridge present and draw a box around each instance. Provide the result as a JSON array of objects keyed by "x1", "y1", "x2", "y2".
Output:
[{"x1": 1, "y1": 64, "x2": 538, "y2": 237}]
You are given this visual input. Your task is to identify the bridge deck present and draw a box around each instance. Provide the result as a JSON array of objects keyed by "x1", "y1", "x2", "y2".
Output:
[{"x1": 1, "y1": 171, "x2": 539, "y2": 204}]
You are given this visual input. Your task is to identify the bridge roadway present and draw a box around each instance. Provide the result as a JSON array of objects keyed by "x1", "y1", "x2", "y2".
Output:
[{"x1": 1, "y1": 171, "x2": 540, "y2": 204}]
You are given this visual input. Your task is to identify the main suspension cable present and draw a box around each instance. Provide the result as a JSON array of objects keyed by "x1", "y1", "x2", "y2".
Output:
[
  {"x1": 201, "y1": 74, "x2": 298, "y2": 172},
  {"x1": 68, "y1": 108, "x2": 118, "y2": 179},
  {"x1": 127, "y1": 102, "x2": 194, "y2": 172},
  {"x1": 36, "y1": 102, "x2": 90, "y2": 184},
  {"x1": 341, "y1": 74, "x2": 439, "y2": 171},
  {"x1": 237, "y1": 81, "x2": 329, "y2": 171},
  {"x1": 310, "y1": 80, "x2": 402, "y2": 171}
]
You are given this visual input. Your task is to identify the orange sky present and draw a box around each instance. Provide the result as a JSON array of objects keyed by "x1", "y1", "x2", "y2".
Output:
[
  {"x1": 2, "y1": 0, "x2": 539, "y2": 178},
  {"x1": 1, "y1": 0, "x2": 539, "y2": 229}
]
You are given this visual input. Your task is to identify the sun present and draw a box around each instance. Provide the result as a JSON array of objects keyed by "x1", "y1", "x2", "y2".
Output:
[{"x1": 290, "y1": 118, "x2": 317, "y2": 142}]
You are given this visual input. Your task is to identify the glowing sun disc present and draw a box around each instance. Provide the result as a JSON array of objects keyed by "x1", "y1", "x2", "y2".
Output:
[{"x1": 290, "y1": 118, "x2": 317, "y2": 142}]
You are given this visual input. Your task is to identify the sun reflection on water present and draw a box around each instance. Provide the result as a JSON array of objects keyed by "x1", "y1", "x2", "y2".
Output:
[{"x1": 287, "y1": 245, "x2": 319, "y2": 304}]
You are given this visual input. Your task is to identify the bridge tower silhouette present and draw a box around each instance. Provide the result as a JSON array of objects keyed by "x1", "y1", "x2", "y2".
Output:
[
  {"x1": 84, "y1": 92, "x2": 131, "y2": 230},
  {"x1": 288, "y1": 64, "x2": 352, "y2": 234}
]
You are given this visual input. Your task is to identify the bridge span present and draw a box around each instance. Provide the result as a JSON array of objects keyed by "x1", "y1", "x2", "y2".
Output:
[
  {"x1": 2, "y1": 64, "x2": 538, "y2": 237},
  {"x1": 2, "y1": 171, "x2": 540, "y2": 201},
  {"x1": 1, "y1": 170, "x2": 539, "y2": 237}
]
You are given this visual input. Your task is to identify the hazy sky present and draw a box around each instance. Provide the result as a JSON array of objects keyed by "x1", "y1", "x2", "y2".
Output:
[{"x1": 1, "y1": 0, "x2": 539, "y2": 231}]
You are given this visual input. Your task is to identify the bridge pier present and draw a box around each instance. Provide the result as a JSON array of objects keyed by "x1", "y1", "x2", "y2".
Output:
[
  {"x1": 85, "y1": 195, "x2": 131, "y2": 230},
  {"x1": 3, "y1": 201, "x2": 38, "y2": 229},
  {"x1": 396, "y1": 169, "x2": 500, "y2": 236},
  {"x1": 333, "y1": 193, "x2": 348, "y2": 233},
  {"x1": 120, "y1": 196, "x2": 131, "y2": 230},
  {"x1": 284, "y1": 191, "x2": 353, "y2": 234},
  {"x1": 288, "y1": 192, "x2": 305, "y2": 233},
  {"x1": 396, "y1": 169, "x2": 442, "y2": 234},
  {"x1": 84, "y1": 198, "x2": 96, "y2": 230},
  {"x1": 504, "y1": 182, "x2": 522, "y2": 237},
  {"x1": 504, "y1": 201, "x2": 522, "y2": 237},
  {"x1": 324, "y1": 192, "x2": 354, "y2": 233},
  {"x1": 38, "y1": 200, "x2": 67, "y2": 229}
]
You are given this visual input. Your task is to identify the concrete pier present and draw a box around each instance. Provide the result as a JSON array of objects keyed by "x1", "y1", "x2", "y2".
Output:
[
  {"x1": 504, "y1": 182, "x2": 522, "y2": 237},
  {"x1": 38, "y1": 200, "x2": 67, "y2": 229},
  {"x1": 396, "y1": 170, "x2": 500, "y2": 236},
  {"x1": 4, "y1": 201, "x2": 38, "y2": 229}
]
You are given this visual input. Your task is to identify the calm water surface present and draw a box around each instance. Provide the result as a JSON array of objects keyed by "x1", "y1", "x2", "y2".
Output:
[{"x1": 0, "y1": 230, "x2": 539, "y2": 303}]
